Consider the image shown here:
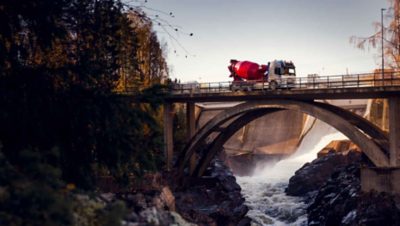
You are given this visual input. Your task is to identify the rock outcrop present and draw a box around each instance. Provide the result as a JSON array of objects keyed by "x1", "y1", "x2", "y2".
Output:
[
  {"x1": 307, "y1": 163, "x2": 361, "y2": 225},
  {"x1": 174, "y1": 159, "x2": 251, "y2": 226},
  {"x1": 286, "y1": 150, "x2": 360, "y2": 196},
  {"x1": 286, "y1": 148, "x2": 400, "y2": 226},
  {"x1": 73, "y1": 188, "x2": 194, "y2": 226},
  {"x1": 94, "y1": 159, "x2": 250, "y2": 226},
  {"x1": 307, "y1": 163, "x2": 400, "y2": 226}
]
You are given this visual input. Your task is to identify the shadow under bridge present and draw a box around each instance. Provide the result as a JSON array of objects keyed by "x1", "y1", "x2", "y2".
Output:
[{"x1": 175, "y1": 99, "x2": 390, "y2": 177}]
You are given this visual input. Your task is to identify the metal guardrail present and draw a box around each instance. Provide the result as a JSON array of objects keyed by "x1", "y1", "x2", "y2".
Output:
[{"x1": 169, "y1": 71, "x2": 400, "y2": 94}]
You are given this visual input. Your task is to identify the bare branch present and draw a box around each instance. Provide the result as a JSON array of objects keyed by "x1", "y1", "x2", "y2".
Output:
[
  {"x1": 351, "y1": 0, "x2": 400, "y2": 70},
  {"x1": 121, "y1": 1, "x2": 195, "y2": 58}
]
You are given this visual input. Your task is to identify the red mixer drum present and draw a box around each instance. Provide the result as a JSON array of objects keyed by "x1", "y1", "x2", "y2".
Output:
[{"x1": 232, "y1": 61, "x2": 267, "y2": 80}]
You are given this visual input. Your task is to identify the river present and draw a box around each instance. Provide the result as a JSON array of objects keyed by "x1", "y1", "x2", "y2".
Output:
[{"x1": 236, "y1": 119, "x2": 348, "y2": 225}]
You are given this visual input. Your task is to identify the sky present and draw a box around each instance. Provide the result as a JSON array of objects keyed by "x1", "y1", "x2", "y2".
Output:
[{"x1": 137, "y1": 0, "x2": 391, "y2": 82}]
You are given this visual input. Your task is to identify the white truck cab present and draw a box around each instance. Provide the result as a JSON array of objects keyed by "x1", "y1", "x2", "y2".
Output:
[{"x1": 267, "y1": 60, "x2": 296, "y2": 89}]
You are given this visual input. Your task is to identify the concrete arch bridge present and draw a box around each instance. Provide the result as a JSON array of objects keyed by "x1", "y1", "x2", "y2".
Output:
[{"x1": 162, "y1": 74, "x2": 400, "y2": 193}]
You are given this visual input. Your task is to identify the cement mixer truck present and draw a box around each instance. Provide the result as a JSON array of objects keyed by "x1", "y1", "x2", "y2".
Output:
[{"x1": 228, "y1": 59, "x2": 296, "y2": 91}]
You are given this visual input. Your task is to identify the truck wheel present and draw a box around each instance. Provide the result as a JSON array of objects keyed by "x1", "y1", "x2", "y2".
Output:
[
  {"x1": 269, "y1": 81, "x2": 278, "y2": 90},
  {"x1": 230, "y1": 85, "x2": 238, "y2": 92}
]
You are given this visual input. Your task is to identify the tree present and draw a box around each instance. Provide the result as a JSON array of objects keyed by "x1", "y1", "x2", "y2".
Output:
[
  {"x1": 0, "y1": 1, "x2": 171, "y2": 225},
  {"x1": 351, "y1": 0, "x2": 400, "y2": 70},
  {"x1": 115, "y1": 10, "x2": 168, "y2": 92},
  {"x1": 0, "y1": 0, "x2": 168, "y2": 189}
]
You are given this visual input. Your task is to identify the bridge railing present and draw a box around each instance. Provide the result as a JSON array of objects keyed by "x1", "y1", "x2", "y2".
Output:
[
  {"x1": 294, "y1": 71, "x2": 400, "y2": 89},
  {"x1": 171, "y1": 81, "x2": 232, "y2": 94},
  {"x1": 144, "y1": 71, "x2": 400, "y2": 95}
]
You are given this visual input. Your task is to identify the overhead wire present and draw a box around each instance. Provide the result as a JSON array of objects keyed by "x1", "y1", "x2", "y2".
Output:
[{"x1": 121, "y1": 0, "x2": 195, "y2": 58}]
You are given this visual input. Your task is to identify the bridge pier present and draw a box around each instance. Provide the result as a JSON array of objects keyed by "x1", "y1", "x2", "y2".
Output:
[
  {"x1": 361, "y1": 96, "x2": 400, "y2": 194},
  {"x1": 163, "y1": 103, "x2": 174, "y2": 171},
  {"x1": 186, "y1": 102, "x2": 197, "y2": 174},
  {"x1": 389, "y1": 97, "x2": 400, "y2": 166}
]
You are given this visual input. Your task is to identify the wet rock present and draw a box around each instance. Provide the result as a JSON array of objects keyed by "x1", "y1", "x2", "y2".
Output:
[
  {"x1": 125, "y1": 211, "x2": 139, "y2": 222},
  {"x1": 94, "y1": 160, "x2": 249, "y2": 226},
  {"x1": 151, "y1": 196, "x2": 165, "y2": 212},
  {"x1": 236, "y1": 217, "x2": 252, "y2": 226},
  {"x1": 127, "y1": 193, "x2": 147, "y2": 211},
  {"x1": 138, "y1": 173, "x2": 163, "y2": 191},
  {"x1": 122, "y1": 185, "x2": 176, "y2": 213},
  {"x1": 307, "y1": 163, "x2": 360, "y2": 226},
  {"x1": 286, "y1": 150, "x2": 361, "y2": 196},
  {"x1": 127, "y1": 208, "x2": 195, "y2": 226},
  {"x1": 304, "y1": 154, "x2": 400, "y2": 226},
  {"x1": 174, "y1": 158, "x2": 249, "y2": 226},
  {"x1": 233, "y1": 204, "x2": 249, "y2": 217},
  {"x1": 170, "y1": 212, "x2": 198, "y2": 226},
  {"x1": 356, "y1": 192, "x2": 400, "y2": 226},
  {"x1": 99, "y1": 192, "x2": 115, "y2": 203},
  {"x1": 121, "y1": 221, "x2": 139, "y2": 226},
  {"x1": 139, "y1": 207, "x2": 173, "y2": 226},
  {"x1": 219, "y1": 175, "x2": 241, "y2": 192}
]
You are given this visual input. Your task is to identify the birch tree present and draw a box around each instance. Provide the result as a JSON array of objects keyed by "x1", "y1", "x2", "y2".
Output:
[{"x1": 351, "y1": 0, "x2": 400, "y2": 70}]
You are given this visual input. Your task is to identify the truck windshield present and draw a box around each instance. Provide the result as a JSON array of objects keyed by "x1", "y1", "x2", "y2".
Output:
[{"x1": 288, "y1": 68, "x2": 295, "y2": 75}]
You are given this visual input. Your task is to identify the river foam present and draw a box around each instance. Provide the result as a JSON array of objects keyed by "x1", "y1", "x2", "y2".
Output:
[{"x1": 236, "y1": 119, "x2": 348, "y2": 225}]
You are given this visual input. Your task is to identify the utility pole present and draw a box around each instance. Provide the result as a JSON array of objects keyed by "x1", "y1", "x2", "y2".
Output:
[
  {"x1": 396, "y1": 0, "x2": 400, "y2": 60},
  {"x1": 382, "y1": 8, "x2": 386, "y2": 79}
]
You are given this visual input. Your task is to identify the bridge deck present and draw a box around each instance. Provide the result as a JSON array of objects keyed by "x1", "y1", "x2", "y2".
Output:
[
  {"x1": 167, "y1": 86, "x2": 400, "y2": 102},
  {"x1": 166, "y1": 72, "x2": 400, "y2": 102}
]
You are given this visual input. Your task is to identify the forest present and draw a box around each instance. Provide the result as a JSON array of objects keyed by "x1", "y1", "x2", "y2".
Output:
[{"x1": 0, "y1": 0, "x2": 170, "y2": 224}]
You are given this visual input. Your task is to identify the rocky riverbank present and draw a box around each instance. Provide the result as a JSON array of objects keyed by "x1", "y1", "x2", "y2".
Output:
[
  {"x1": 173, "y1": 159, "x2": 251, "y2": 226},
  {"x1": 286, "y1": 149, "x2": 400, "y2": 225},
  {"x1": 286, "y1": 150, "x2": 360, "y2": 197},
  {"x1": 92, "y1": 158, "x2": 250, "y2": 226}
]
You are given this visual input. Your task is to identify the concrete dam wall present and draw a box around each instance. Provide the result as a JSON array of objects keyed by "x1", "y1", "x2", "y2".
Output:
[
  {"x1": 196, "y1": 107, "x2": 305, "y2": 156},
  {"x1": 195, "y1": 100, "x2": 368, "y2": 175},
  {"x1": 196, "y1": 105, "x2": 305, "y2": 175}
]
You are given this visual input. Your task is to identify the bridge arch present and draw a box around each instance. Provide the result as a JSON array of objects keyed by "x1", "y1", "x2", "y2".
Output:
[{"x1": 176, "y1": 99, "x2": 390, "y2": 176}]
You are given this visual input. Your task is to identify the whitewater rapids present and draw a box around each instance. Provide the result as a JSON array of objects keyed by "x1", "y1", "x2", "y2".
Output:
[{"x1": 236, "y1": 119, "x2": 348, "y2": 225}]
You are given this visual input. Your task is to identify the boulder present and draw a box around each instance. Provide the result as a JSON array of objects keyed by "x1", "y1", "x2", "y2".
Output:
[{"x1": 174, "y1": 159, "x2": 249, "y2": 226}]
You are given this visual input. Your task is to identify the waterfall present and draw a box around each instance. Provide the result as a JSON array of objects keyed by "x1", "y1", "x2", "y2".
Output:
[{"x1": 236, "y1": 119, "x2": 348, "y2": 225}]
